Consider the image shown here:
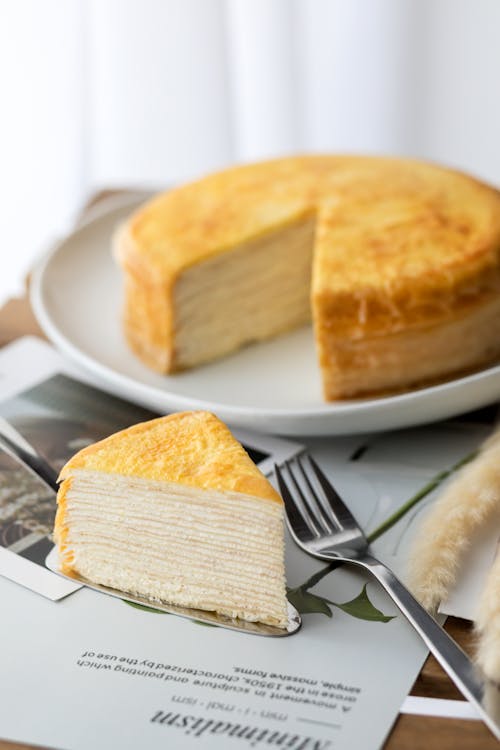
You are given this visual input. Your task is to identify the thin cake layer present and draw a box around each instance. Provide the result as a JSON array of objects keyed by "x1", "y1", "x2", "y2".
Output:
[
  {"x1": 56, "y1": 470, "x2": 287, "y2": 627},
  {"x1": 170, "y1": 216, "x2": 315, "y2": 370}
]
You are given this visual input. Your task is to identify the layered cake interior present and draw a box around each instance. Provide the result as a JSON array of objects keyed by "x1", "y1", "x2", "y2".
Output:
[
  {"x1": 54, "y1": 411, "x2": 288, "y2": 628},
  {"x1": 173, "y1": 216, "x2": 315, "y2": 369}
]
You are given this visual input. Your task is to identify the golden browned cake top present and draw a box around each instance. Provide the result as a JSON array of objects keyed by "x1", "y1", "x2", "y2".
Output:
[
  {"x1": 119, "y1": 155, "x2": 500, "y2": 298},
  {"x1": 58, "y1": 411, "x2": 281, "y2": 503}
]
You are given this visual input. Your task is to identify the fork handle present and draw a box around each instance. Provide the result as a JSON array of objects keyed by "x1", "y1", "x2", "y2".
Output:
[{"x1": 361, "y1": 554, "x2": 500, "y2": 740}]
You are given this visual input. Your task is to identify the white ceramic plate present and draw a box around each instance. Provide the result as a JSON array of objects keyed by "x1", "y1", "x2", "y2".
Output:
[{"x1": 30, "y1": 193, "x2": 500, "y2": 436}]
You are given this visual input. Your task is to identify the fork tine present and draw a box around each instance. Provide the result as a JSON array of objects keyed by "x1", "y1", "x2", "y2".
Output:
[
  {"x1": 307, "y1": 455, "x2": 362, "y2": 532},
  {"x1": 274, "y1": 463, "x2": 316, "y2": 540},
  {"x1": 285, "y1": 459, "x2": 327, "y2": 535},
  {"x1": 295, "y1": 455, "x2": 337, "y2": 532}
]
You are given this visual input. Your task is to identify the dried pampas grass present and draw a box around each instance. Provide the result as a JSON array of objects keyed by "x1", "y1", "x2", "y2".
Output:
[
  {"x1": 407, "y1": 426, "x2": 500, "y2": 681},
  {"x1": 407, "y1": 428, "x2": 500, "y2": 613}
]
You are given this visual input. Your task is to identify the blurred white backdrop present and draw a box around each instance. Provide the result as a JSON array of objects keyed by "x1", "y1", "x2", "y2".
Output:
[{"x1": 1, "y1": 0, "x2": 500, "y2": 303}]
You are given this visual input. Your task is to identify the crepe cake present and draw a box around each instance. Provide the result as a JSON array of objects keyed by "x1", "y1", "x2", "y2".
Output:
[
  {"x1": 53, "y1": 411, "x2": 288, "y2": 628},
  {"x1": 114, "y1": 155, "x2": 500, "y2": 400}
]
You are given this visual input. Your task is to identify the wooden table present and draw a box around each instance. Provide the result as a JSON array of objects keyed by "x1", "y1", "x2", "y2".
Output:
[{"x1": 0, "y1": 194, "x2": 496, "y2": 750}]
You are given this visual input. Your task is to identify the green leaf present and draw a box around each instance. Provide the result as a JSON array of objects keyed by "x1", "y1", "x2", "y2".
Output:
[
  {"x1": 299, "y1": 561, "x2": 343, "y2": 591},
  {"x1": 328, "y1": 584, "x2": 395, "y2": 623},
  {"x1": 123, "y1": 600, "x2": 168, "y2": 614},
  {"x1": 287, "y1": 587, "x2": 332, "y2": 617},
  {"x1": 193, "y1": 620, "x2": 217, "y2": 628}
]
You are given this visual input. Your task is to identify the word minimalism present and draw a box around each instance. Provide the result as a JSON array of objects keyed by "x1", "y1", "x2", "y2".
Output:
[{"x1": 150, "y1": 710, "x2": 333, "y2": 749}]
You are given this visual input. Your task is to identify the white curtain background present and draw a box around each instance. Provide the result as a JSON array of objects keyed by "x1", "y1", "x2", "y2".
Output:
[{"x1": 1, "y1": 0, "x2": 500, "y2": 303}]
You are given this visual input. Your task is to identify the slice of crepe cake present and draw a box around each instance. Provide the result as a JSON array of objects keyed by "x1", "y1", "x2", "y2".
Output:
[{"x1": 54, "y1": 411, "x2": 288, "y2": 627}]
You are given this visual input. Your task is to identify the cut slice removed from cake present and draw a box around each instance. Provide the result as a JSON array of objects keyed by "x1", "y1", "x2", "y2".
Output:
[{"x1": 54, "y1": 411, "x2": 288, "y2": 628}]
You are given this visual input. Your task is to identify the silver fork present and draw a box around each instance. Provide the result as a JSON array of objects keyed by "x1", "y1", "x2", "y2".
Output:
[{"x1": 275, "y1": 453, "x2": 500, "y2": 740}]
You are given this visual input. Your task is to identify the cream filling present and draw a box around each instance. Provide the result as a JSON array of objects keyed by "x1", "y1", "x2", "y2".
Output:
[
  {"x1": 173, "y1": 217, "x2": 315, "y2": 368},
  {"x1": 61, "y1": 470, "x2": 288, "y2": 627}
]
